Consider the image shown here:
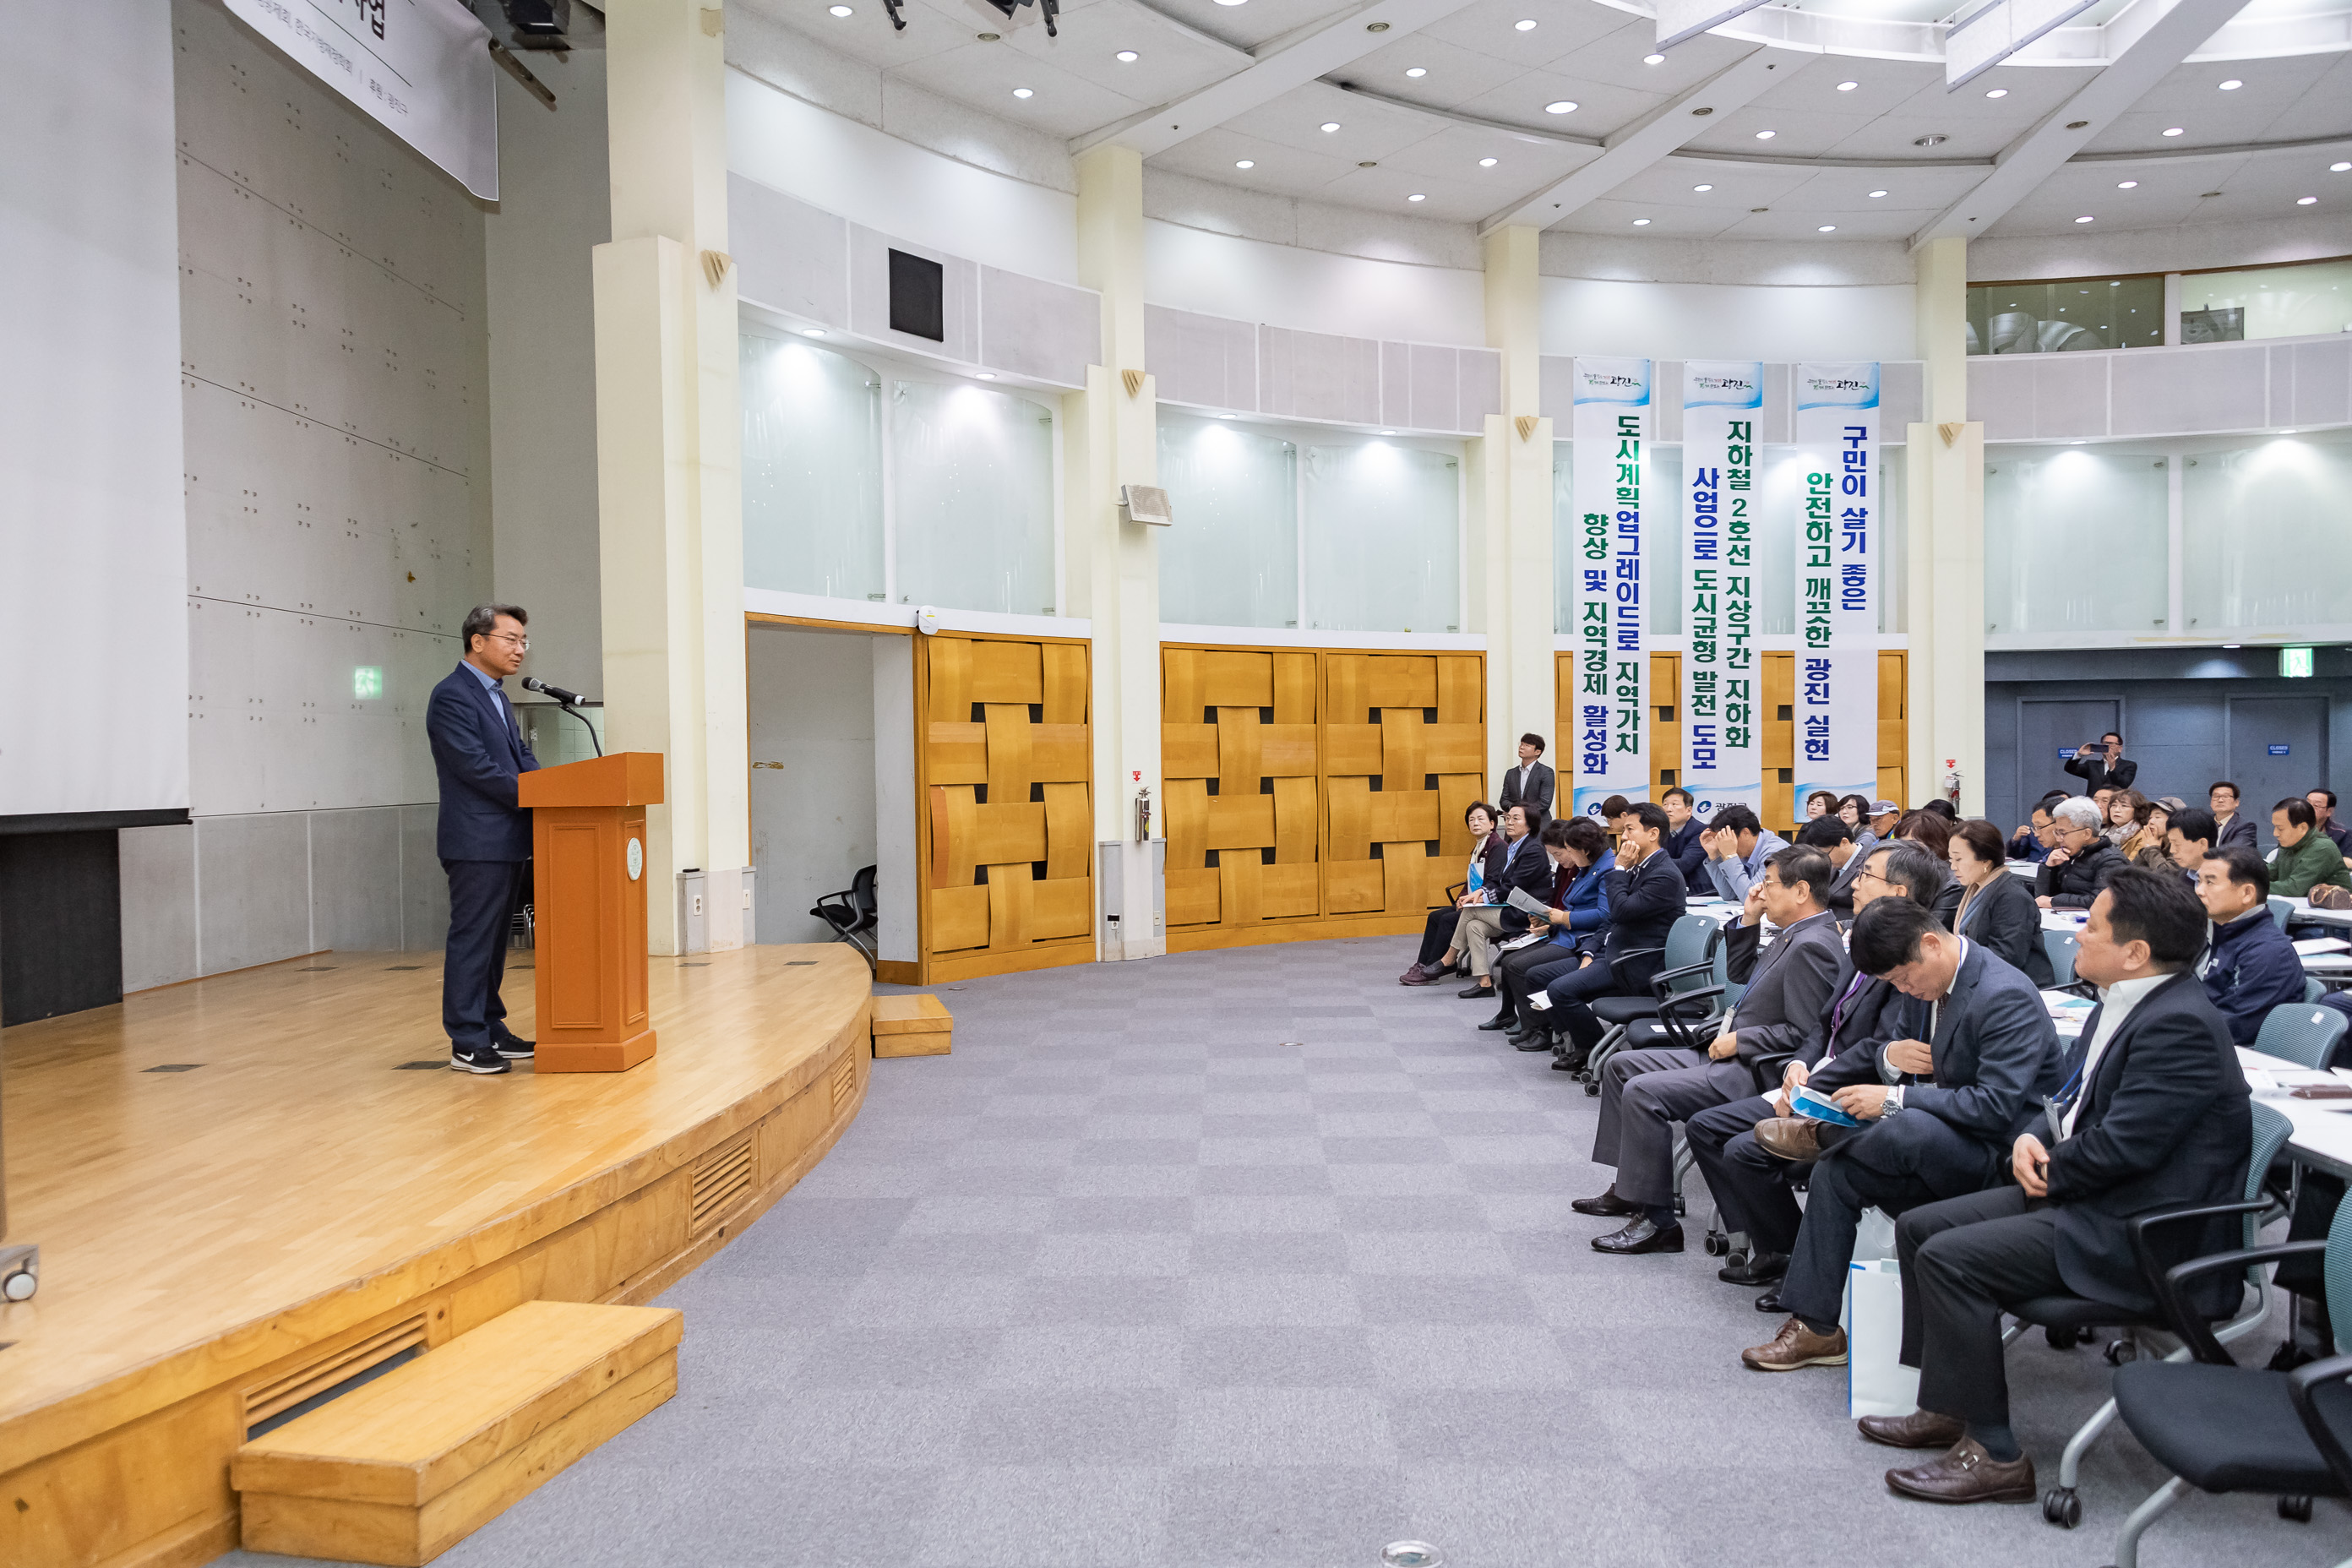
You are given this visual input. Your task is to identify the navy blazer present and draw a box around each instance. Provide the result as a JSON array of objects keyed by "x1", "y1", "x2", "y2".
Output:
[
  {"x1": 1896, "y1": 940, "x2": 2064, "y2": 1147},
  {"x1": 427, "y1": 663, "x2": 540, "y2": 862},
  {"x1": 1596, "y1": 847, "x2": 1689, "y2": 988}
]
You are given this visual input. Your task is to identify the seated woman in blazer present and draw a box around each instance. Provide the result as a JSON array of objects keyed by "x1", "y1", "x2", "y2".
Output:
[{"x1": 1947, "y1": 818, "x2": 2055, "y2": 988}]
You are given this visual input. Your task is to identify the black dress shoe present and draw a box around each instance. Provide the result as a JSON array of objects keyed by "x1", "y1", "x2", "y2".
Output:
[
  {"x1": 1571, "y1": 1187, "x2": 1638, "y2": 1217},
  {"x1": 1754, "y1": 1285, "x2": 1786, "y2": 1314},
  {"x1": 1592, "y1": 1217, "x2": 1685, "y2": 1255},
  {"x1": 1459, "y1": 983, "x2": 1495, "y2": 999},
  {"x1": 1477, "y1": 1014, "x2": 1516, "y2": 1032},
  {"x1": 1513, "y1": 1032, "x2": 1553, "y2": 1052},
  {"x1": 1549, "y1": 1054, "x2": 1582, "y2": 1071},
  {"x1": 1718, "y1": 1250, "x2": 1788, "y2": 1287}
]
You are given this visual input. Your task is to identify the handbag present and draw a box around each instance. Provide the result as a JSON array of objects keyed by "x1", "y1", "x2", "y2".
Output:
[{"x1": 2311, "y1": 883, "x2": 2352, "y2": 910}]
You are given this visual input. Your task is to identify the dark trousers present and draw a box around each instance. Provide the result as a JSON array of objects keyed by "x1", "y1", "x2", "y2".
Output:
[
  {"x1": 1591, "y1": 1050, "x2": 1753, "y2": 1207},
  {"x1": 1544, "y1": 958, "x2": 1633, "y2": 1051},
  {"x1": 1686, "y1": 1093, "x2": 1799, "y2": 1250},
  {"x1": 1897, "y1": 1185, "x2": 2066, "y2": 1427},
  {"x1": 1778, "y1": 1112, "x2": 1999, "y2": 1329},
  {"x1": 1500, "y1": 943, "x2": 1584, "y2": 1027},
  {"x1": 1418, "y1": 906, "x2": 1464, "y2": 966},
  {"x1": 443, "y1": 858, "x2": 524, "y2": 1050}
]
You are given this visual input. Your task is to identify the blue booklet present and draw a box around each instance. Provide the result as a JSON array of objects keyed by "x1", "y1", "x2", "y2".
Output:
[{"x1": 1791, "y1": 1085, "x2": 1864, "y2": 1128}]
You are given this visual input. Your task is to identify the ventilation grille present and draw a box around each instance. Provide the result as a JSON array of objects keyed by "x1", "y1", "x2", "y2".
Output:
[
  {"x1": 244, "y1": 1313, "x2": 428, "y2": 1431},
  {"x1": 829, "y1": 1052, "x2": 856, "y2": 1119},
  {"x1": 690, "y1": 1133, "x2": 755, "y2": 1233}
]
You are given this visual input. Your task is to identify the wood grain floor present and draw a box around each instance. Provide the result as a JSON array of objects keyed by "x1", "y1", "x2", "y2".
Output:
[{"x1": 0, "y1": 944, "x2": 868, "y2": 1462}]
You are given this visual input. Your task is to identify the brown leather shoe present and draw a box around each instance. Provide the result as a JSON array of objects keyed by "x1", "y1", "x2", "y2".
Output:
[
  {"x1": 1884, "y1": 1438, "x2": 2038, "y2": 1504},
  {"x1": 1399, "y1": 963, "x2": 1432, "y2": 985},
  {"x1": 1859, "y1": 1410, "x2": 1968, "y2": 1450},
  {"x1": 1755, "y1": 1118, "x2": 1825, "y2": 1163},
  {"x1": 1741, "y1": 1316, "x2": 1848, "y2": 1371}
]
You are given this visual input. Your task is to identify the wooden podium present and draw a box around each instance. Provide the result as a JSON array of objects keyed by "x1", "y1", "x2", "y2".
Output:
[{"x1": 519, "y1": 753, "x2": 665, "y2": 1072}]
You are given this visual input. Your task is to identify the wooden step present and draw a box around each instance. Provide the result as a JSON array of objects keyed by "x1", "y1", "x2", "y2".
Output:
[
  {"x1": 872, "y1": 994, "x2": 952, "y2": 1057},
  {"x1": 231, "y1": 1300, "x2": 683, "y2": 1566}
]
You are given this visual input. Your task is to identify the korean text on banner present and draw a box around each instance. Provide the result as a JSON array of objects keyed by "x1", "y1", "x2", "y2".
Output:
[
  {"x1": 1570, "y1": 357, "x2": 1652, "y2": 820},
  {"x1": 224, "y1": 0, "x2": 498, "y2": 199},
  {"x1": 1681, "y1": 362, "x2": 1763, "y2": 826},
  {"x1": 1793, "y1": 362, "x2": 1879, "y2": 807}
]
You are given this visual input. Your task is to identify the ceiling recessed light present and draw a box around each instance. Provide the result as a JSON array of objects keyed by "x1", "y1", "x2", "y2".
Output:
[
  {"x1": 1514, "y1": 17, "x2": 1538, "y2": 29},
  {"x1": 1407, "y1": 193, "x2": 1425, "y2": 202},
  {"x1": 1405, "y1": 66, "x2": 1426, "y2": 78},
  {"x1": 1012, "y1": 87, "x2": 1033, "y2": 99},
  {"x1": 1645, "y1": 52, "x2": 1666, "y2": 63},
  {"x1": 1818, "y1": 224, "x2": 1836, "y2": 231},
  {"x1": 2075, "y1": 215, "x2": 2094, "y2": 223},
  {"x1": 2300, "y1": 195, "x2": 2319, "y2": 204},
  {"x1": 977, "y1": 30, "x2": 999, "y2": 39},
  {"x1": 1837, "y1": 80, "x2": 1859, "y2": 91},
  {"x1": 2219, "y1": 79, "x2": 2242, "y2": 90},
  {"x1": 800, "y1": 329, "x2": 825, "y2": 338},
  {"x1": 977, "y1": 373, "x2": 995, "y2": 380},
  {"x1": 828, "y1": 4, "x2": 852, "y2": 14},
  {"x1": 1235, "y1": 159, "x2": 1254, "y2": 169},
  {"x1": 1755, "y1": 129, "x2": 1776, "y2": 139},
  {"x1": 1545, "y1": 101, "x2": 1577, "y2": 114},
  {"x1": 2162, "y1": 126, "x2": 2184, "y2": 136},
  {"x1": 1984, "y1": 88, "x2": 2007, "y2": 99},
  {"x1": 1321, "y1": 121, "x2": 1340, "y2": 132},
  {"x1": 1380, "y1": 431, "x2": 1396, "y2": 436},
  {"x1": 1692, "y1": 182, "x2": 1712, "y2": 192},
  {"x1": 2117, "y1": 180, "x2": 2138, "y2": 188},
  {"x1": 1868, "y1": 188, "x2": 1887, "y2": 198},
  {"x1": 2334, "y1": 162, "x2": 2352, "y2": 172},
  {"x1": 1633, "y1": 217, "x2": 1651, "y2": 226},
  {"x1": 1914, "y1": 133, "x2": 1947, "y2": 147},
  {"x1": 1116, "y1": 49, "x2": 1138, "y2": 61},
  {"x1": 1213, "y1": 0, "x2": 1247, "y2": 6},
  {"x1": 1479, "y1": 156, "x2": 1498, "y2": 166}
]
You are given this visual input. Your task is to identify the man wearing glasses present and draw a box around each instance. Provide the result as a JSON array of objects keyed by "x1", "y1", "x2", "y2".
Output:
[
  {"x1": 2034, "y1": 796, "x2": 2121, "y2": 912},
  {"x1": 427, "y1": 604, "x2": 542, "y2": 1075}
]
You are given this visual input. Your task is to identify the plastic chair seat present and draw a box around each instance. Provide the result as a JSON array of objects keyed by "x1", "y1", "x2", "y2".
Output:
[
  {"x1": 2113, "y1": 1360, "x2": 2352, "y2": 1496},
  {"x1": 1588, "y1": 995, "x2": 1662, "y2": 1026},
  {"x1": 2009, "y1": 1293, "x2": 2160, "y2": 1334}
]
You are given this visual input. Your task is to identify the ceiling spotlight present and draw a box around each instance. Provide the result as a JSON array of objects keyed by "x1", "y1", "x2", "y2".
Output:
[
  {"x1": 1013, "y1": 86, "x2": 1033, "y2": 98},
  {"x1": 2076, "y1": 215, "x2": 2094, "y2": 223},
  {"x1": 800, "y1": 329, "x2": 825, "y2": 338},
  {"x1": 1545, "y1": 101, "x2": 1578, "y2": 114},
  {"x1": 1479, "y1": 156, "x2": 1498, "y2": 166},
  {"x1": 2219, "y1": 79, "x2": 2242, "y2": 90},
  {"x1": 1405, "y1": 66, "x2": 1426, "y2": 77},
  {"x1": 1358, "y1": 160, "x2": 1378, "y2": 167},
  {"x1": 1692, "y1": 182, "x2": 1712, "y2": 192},
  {"x1": 1321, "y1": 121, "x2": 1340, "y2": 132},
  {"x1": 2118, "y1": 180, "x2": 2137, "y2": 188},
  {"x1": 2300, "y1": 195, "x2": 2319, "y2": 204},
  {"x1": 1755, "y1": 129, "x2": 1776, "y2": 139},
  {"x1": 1213, "y1": 0, "x2": 1247, "y2": 6},
  {"x1": 1116, "y1": 49, "x2": 1138, "y2": 61},
  {"x1": 1837, "y1": 80, "x2": 1858, "y2": 90},
  {"x1": 1984, "y1": 88, "x2": 2007, "y2": 99},
  {"x1": 2334, "y1": 162, "x2": 2352, "y2": 172},
  {"x1": 2162, "y1": 126, "x2": 2184, "y2": 136},
  {"x1": 1818, "y1": 224, "x2": 1836, "y2": 231},
  {"x1": 977, "y1": 30, "x2": 999, "y2": 39},
  {"x1": 1868, "y1": 189, "x2": 1887, "y2": 198},
  {"x1": 828, "y1": 4, "x2": 852, "y2": 14},
  {"x1": 1633, "y1": 217, "x2": 1652, "y2": 226},
  {"x1": 1514, "y1": 17, "x2": 1538, "y2": 29},
  {"x1": 1914, "y1": 133, "x2": 1947, "y2": 146},
  {"x1": 1644, "y1": 52, "x2": 1666, "y2": 63},
  {"x1": 1235, "y1": 159, "x2": 1254, "y2": 169},
  {"x1": 1407, "y1": 193, "x2": 1426, "y2": 202}
]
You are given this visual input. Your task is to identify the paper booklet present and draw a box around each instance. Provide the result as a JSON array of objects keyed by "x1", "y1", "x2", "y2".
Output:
[
  {"x1": 1790, "y1": 1085, "x2": 1864, "y2": 1128},
  {"x1": 1505, "y1": 887, "x2": 1549, "y2": 917}
]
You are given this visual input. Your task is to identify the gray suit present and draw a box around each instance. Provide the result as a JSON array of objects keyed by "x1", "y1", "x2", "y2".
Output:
[
  {"x1": 1776, "y1": 939, "x2": 2064, "y2": 1328},
  {"x1": 1591, "y1": 911, "x2": 1845, "y2": 1210}
]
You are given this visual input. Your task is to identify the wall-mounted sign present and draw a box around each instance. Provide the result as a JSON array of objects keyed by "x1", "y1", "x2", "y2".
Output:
[
  {"x1": 2282, "y1": 646, "x2": 2315, "y2": 678},
  {"x1": 2270, "y1": 744, "x2": 2292, "y2": 756},
  {"x1": 352, "y1": 666, "x2": 384, "y2": 700}
]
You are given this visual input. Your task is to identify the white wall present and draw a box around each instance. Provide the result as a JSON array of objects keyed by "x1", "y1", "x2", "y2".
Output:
[
  {"x1": 0, "y1": 0, "x2": 187, "y2": 818},
  {"x1": 1146, "y1": 220, "x2": 1489, "y2": 348},
  {"x1": 1540, "y1": 277, "x2": 1918, "y2": 362},
  {"x1": 487, "y1": 49, "x2": 610, "y2": 696},
  {"x1": 749, "y1": 625, "x2": 879, "y2": 945},
  {"x1": 726, "y1": 67, "x2": 1079, "y2": 285}
]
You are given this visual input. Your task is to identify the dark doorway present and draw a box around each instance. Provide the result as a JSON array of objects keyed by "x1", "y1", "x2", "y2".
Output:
[
  {"x1": 2228, "y1": 697, "x2": 2328, "y2": 851},
  {"x1": 2018, "y1": 699, "x2": 2121, "y2": 808}
]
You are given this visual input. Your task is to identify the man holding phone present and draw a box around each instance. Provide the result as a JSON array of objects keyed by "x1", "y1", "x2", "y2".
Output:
[{"x1": 2063, "y1": 731, "x2": 2135, "y2": 796}]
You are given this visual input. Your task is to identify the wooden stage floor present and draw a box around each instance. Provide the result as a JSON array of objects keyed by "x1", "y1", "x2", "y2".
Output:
[{"x1": 0, "y1": 943, "x2": 873, "y2": 1568}]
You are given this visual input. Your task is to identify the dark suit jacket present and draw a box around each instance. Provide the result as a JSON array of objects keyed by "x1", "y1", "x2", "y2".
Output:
[
  {"x1": 427, "y1": 664, "x2": 540, "y2": 862},
  {"x1": 1493, "y1": 832, "x2": 1554, "y2": 934},
  {"x1": 1805, "y1": 959, "x2": 1927, "y2": 1090},
  {"x1": 1717, "y1": 912, "x2": 1844, "y2": 1065},
  {"x1": 1895, "y1": 940, "x2": 2064, "y2": 1147},
  {"x1": 2037, "y1": 836, "x2": 2125, "y2": 911},
  {"x1": 1823, "y1": 852, "x2": 1867, "y2": 919},
  {"x1": 1955, "y1": 871, "x2": 2055, "y2": 988},
  {"x1": 2213, "y1": 813, "x2": 2257, "y2": 852},
  {"x1": 1661, "y1": 818, "x2": 1711, "y2": 895},
  {"x1": 2014, "y1": 972, "x2": 2252, "y2": 1314},
  {"x1": 1597, "y1": 847, "x2": 1689, "y2": 990},
  {"x1": 1498, "y1": 760, "x2": 1555, "y2": 818},
  {"x1": 2063, "y1": 754, "x2": 2137, "y2": 794}
]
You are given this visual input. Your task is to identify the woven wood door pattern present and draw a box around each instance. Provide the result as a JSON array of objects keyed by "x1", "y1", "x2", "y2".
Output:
[
  {"x1": 923, "y1": 636, "x2": 1092, "y2": 957},
  {"x1": 1162, "y1": 649, "x2": 1321, "y2": 929},
  {"x1": 1325, "y1": 653, "x2": 1485, "y2": 917}
]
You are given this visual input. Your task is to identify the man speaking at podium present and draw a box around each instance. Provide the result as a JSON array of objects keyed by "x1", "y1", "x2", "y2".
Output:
[{"x1": 427, "y1": 604, "x2": 542, "y2": 1075}]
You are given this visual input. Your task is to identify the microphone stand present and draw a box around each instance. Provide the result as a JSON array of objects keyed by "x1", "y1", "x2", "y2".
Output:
[{"x1": 556, "y1": 701, "x2": 602, "y2": 757}]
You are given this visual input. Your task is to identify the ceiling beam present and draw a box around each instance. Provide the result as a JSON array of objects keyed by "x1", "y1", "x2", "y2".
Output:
[
  {"x1": 1655, "y1": 0, "x2": 1773, "y2": 52},
  {"x1": 1912, "y1": 0, "x2": 2257, "y2": 247},
  {"x1": 1477, "y1": 47, "x2": 1785, "y2": 236},
  {"x1": 1946, "y1": 0, "x2": 2102, "y2": 90},
  {"x1": 1069, "y1": 0, "x2": 1483, "y2": 158}
]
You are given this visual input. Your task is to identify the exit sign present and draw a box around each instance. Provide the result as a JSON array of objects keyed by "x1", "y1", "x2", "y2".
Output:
[
  {"x1": 2282, "y1": 646, "x2": 2315, "y2": 678},
  {"x1": 353, "y1": 667, "x2": 384, "y2": 700}
]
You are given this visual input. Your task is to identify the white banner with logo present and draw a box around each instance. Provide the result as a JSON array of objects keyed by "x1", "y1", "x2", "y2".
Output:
[
  {"x1": 1569, "y1": 357, "x2": 1652, "y2": 820},
  {"x1": 1681, "y1": 362, "x2": 1763, "y2": 825},
  {"x1": 226, "y1": 0, "x2": 498, "y2": 199},
  {"x1": 1794, "y1": 362, "x2": 1881, "y2": 807}
]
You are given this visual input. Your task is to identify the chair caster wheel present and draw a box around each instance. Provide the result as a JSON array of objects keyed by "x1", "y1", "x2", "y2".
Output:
[
  {"x1": 2042, "y1": 1488, "x2": 2081, "y2": 1529},
  {"x1": 1703, "y1": 1233, "x2": 1729, "y2": 1257},
  {"x1": 2044, "y1": 1324, "x2": 2086, "y2": 1350},
  {"x1": 2103, "y1": 1338, "x2": 2139, "y2": 1366},
  {"x1": 1727, "y1": 1249, "x2": 1749, "y2": 1269},
  {"x1": 1673, "y1": 1196, "x2": 1686, "y2": 1217},
  {"x1": 1582, "y1": 1079, "x2": 1600, "y2": 1097},
  {"x1": 2280, "y1": 1494, "x2": 2313, "y2": 1522}
]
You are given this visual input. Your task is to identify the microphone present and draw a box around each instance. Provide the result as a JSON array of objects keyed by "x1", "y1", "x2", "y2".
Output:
[{"x1": 522, "y1": 676, "x2": 585, "y2": 707}]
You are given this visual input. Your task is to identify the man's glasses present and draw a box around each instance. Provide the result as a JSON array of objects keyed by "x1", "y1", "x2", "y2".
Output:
[{"x1": 483, "y1": 632, "x2": 529, "y2": 651}]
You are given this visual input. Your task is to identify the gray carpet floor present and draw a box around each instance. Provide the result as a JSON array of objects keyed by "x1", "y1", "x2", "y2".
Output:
[{"x1": 224, "y1": 938, "x2": 2347, "y2": 1567}]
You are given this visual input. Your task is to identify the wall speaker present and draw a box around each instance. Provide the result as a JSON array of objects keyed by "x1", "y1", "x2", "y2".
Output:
[{"x1": 888, "y1": 249, "x2": 945, "y2": 342}]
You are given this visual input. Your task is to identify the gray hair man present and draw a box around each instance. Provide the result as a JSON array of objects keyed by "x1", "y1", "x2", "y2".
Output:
[{"x1": 2034, "y1": 795, "x2": 2121, "y2": 913}]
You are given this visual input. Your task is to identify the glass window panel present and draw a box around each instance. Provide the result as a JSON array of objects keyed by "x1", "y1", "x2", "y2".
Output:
[
  {"x1": 1156, "y1": 414, "x2": 1298, "y2": 628},
  {"x1": 1963, "y1": 276, "x2": 2165, "y2": 354},
  {"x1": 2183, "y1": 433, "x2": 2352, "y2": 631},
  {"x1": 2181, "y1": 259, "x2": 2352, "y2": 343},
  {"x1": 1302, "y1": 441, "x2": 1459, "y2": 633},
  {"x1": 890, "y1": 380, "x2": 1057, "y2": 616},
  {"x1": 1983, "y1": 446, "x2": 2169, "y2": 634},
  {"x1": 738, "y1": 335, "x2": 884, "y2": 600}
]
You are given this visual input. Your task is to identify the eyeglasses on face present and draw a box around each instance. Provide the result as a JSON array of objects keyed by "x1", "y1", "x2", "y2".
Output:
[{"x1": 483, "y1": 631, "x2": 529, "y2": 651}]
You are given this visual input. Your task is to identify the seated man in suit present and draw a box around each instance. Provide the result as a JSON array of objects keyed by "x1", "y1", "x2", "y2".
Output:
[
  {"x1": 1741, "y1": 895, "x2": 2062, "y2": 1372},
  {"x1": 2208, "y1": 779, "x2": 2256, "y2": 852},
  {"x1": 1571, "y1": 845, "x2": 1845, "y2": 1255},
  {"x1": 2195, "y1": 845, "x2": 2304, "y2": 1043},
  {"x1": 1496, "y1": 733, "x2": 1555, "y2": 819},
  {"x1": 1489, "y1": 816, "x2": 1612, "y2": 1047},
  {"x1": 1451, "y1": 803, "x2": 1548, "y2": 1000},
  {"x1": 1660, "y1": 787, "x2": 1712, "y2": 896},
  {"x1": 1685, "y1": 841, "x2": 1951, "y2": 1293},
  {"x1": 1866, "y1": 869, "x2": 2252, "y2": 1503},
  {"x1": 2165, "y1": 805, "x2": 2217, "y2": 889},
  {"x1": 1796, "y1": 816, "x2": 1863, "y2": 919},
  {"x1": 1516, "y1": 803, "x2": 1688, "y2": 1072}
]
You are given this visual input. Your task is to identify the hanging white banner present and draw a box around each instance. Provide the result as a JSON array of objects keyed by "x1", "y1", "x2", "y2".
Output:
[
  {"x1": 1682, "y1": 361, "x2": 1763, "y2": 826},
  {"x1": 1794, "y1": 362, "x2": 1881, "y2": 809},
  {"x1": 1569, "y1": 357, "x2": 1651, "y2": 821},
  {"x1": 224, "y1": 0, "x2": 498, "y2": 199}
]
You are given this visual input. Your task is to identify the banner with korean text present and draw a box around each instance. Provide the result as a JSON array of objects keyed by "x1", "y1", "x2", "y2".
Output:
[
  {"x1": 1793, "y1": 362, "x2": 1880, "y2": 808},
  {"x1": 1681, "y1": 362, "x2": 1763, "y2": 825},
  {"x1": 1569, "y1": 357, "x2": 1652, "y2": 820}
]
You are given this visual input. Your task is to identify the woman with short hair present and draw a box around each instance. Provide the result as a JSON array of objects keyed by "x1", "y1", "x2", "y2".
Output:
[
  {"x1": 1401, "y1": 802, "x2": 1505, "y2": 984},
  {"x1": 1948, "y1": 819, "x2": 2054, "y2": 985}
]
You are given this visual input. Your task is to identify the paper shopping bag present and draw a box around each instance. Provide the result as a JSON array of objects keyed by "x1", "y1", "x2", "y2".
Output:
[{"x1": 1847, "y1": 1258, "x2": 1921, "y2": 1419}]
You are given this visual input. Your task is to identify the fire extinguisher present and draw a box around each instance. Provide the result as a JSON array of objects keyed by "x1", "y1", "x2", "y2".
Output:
[{"x1": 1943, "y1": 759, "x2": 1963, "y2": 806}]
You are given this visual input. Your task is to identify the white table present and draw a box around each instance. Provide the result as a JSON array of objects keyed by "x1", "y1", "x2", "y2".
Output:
[
  {"x1": 2006, "y1": 861, "x2": 2040, "y2": 880},
  {"x1": 2279, "y1": 897, "x2": 2352, "y2": 930}
]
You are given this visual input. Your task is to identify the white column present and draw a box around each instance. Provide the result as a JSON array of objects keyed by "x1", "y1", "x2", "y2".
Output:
[
  {"x1": 1477, "y1": 226, "x2": 1556, "y2": 788},
  {"x1": 1906, "y1": 235, "x2": 1986, "y2": 814}
]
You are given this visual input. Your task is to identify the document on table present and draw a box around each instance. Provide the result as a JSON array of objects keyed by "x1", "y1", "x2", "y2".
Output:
[{"x1": 2294, "y1": 938, "x2": 2352, "y2": 956}]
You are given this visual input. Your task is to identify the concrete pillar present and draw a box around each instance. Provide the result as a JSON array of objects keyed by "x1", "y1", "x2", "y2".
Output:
[
  {"x1": 1474, "y1": 226, "x2": 1556, "y2": 784},
  {"x1": 1905, "y1": 235, "x2": 1985, "y2": 815},
  {"x1": 1064, "y1": 144, "x2": 1164, "y2": 958},
  {"x1": 592, "y1": 0, "x2": 748, "y2": 954}
]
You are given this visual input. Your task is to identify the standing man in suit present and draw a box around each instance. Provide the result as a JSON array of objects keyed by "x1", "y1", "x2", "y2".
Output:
[
  {"x1": 1574, "y1": 845, "x2": 1846, "y2": 1255},
  {"x1": 1866, "y1": 870, "x2": 2251, "y2": 1503},
  {"x1": 1497, "y1": 734, "x2": 1554, "y2": 819},
  {"x1": 2063, "y1": 732, "x2": 2136, "y2": 796},
  {"x1": 1740, "y1": 896, "x2": 2061, "y2": 1372},
  {"x1": 2208, "y1": 780, "x2": 2256, "y2": 852},
  {"x1": 427, "y1": 603, "x2": 542, "y2": 1075}
]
